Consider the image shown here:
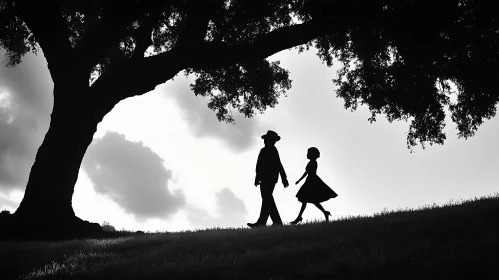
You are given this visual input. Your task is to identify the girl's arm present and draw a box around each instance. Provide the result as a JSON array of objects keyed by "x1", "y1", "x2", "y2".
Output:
[{"x1": 296, "y1": 170, "x2": 307, "y2": 185}]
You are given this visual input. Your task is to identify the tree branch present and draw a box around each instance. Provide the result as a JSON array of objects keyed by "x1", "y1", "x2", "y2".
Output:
[
  {"x1": 175, "y1": 0, "x2": 225, "y2": 48},
  {"x1": 15, "y1": 0, "x2": 72, "y2": 80},
  {"x1": 73, "y1": 0, "x2": 170, "y2": 73},
  {"x1": 189, "y1": 20, "x2": 327, "y2": 68},
  {"x1": 131, "y1": 8, "x2": 166, "y2": 59},
  {"x1": 89, "y1": 19, "x2": 327, "y2": 110}
]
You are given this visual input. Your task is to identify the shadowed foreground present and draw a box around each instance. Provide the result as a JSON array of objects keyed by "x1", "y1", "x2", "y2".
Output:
[{"x1": 2, "y1": 194, "x2": 499, "y2": 280}]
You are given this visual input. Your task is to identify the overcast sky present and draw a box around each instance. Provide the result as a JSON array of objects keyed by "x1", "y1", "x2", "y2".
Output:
[{"x1": 0, "y1": 47, "x2": 498, "y2": 232}]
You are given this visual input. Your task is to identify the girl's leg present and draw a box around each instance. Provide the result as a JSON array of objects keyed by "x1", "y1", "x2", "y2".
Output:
[
  {"x1": 313, "y1": 203, "x2": 326, "y2": 213},
  {"x1": 313, "y1": 203, "x2": 331, "y2": 222},
  {"x1": 291, "y1": 203, "x2": 307, "y2": 224},
  {"x1": 297, "y1": 203, "x2": 307, "y2": 219}
]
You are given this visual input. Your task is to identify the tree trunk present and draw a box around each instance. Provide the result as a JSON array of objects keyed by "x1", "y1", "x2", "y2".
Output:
[{"x1": 9, "y1": 83, "x2": 107, "y2": 239}]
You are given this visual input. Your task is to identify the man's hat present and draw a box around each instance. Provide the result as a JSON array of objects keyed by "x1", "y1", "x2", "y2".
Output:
[{"x1": 261, "y1": 130, "x2": 281, "y2": 141}]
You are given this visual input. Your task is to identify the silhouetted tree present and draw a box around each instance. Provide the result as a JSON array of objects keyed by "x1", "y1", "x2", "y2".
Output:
[
  {"x1": 0, "y1": 0, "x2": 498, "y2": 237},
  {"x1": 101, "y1": 221, "x2": 116, "y2": 232}
]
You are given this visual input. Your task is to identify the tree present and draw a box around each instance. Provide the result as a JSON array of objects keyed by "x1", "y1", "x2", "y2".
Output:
[
  {"x1": 101, "y1": 221, "x2": 116, "y2": 232},
  {"x1": 0, "y1": 0, "x2": 498, "y2": 238}
]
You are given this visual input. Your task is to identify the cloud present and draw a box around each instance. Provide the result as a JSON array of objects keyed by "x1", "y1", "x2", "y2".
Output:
[
  {"x1": 164, "y1": 77, "x2": 261, "y2": 153},
  {"x1": 0, "y1": 194, "x2": 17, "y2": 211},
  {"x1": 0, "y1": 50, "x2": 53, "y2": 191},
  {"x1": 82, "y1": 132, "x2": 185, "y2": 221},
  {"x1": 216, "y1": 188, "x2": 247, "y2": 215},
  {"x1": 186, "y1": 187, "x2": 248, "y2": 228}
]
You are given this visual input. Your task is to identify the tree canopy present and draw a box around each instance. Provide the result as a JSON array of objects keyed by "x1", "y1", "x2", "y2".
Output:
[{"x1": 1, "y1": 0, "x2": 498, "y2": 150}]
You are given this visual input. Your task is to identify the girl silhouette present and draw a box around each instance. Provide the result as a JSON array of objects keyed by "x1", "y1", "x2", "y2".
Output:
[{"x1": 290, "y1": 147, "x2": 338, "y2": 225}]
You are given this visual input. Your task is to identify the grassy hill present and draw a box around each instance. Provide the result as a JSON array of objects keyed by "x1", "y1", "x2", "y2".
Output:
[{"x1": 2, "y1": 194, "x2": 499, "y2": 280}]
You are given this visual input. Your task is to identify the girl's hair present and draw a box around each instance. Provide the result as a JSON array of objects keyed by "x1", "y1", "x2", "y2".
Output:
[{"x1": 308, "y1": 147, "x2": 320, "y2": 159}]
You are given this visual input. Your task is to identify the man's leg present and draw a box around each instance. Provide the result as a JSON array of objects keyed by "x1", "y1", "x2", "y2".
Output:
[
  {"x1": 262, "y1": 182, "x2": 282, "y2": 225},
  {"x1": 256, "y1": 182, "x2": 271, "y2": 225},
  {"x1": 248, "y1": 183, "x2": 273, "y2": 228}
]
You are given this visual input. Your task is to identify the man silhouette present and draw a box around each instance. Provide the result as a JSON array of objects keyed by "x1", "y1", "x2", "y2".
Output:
[{"x1": 247, "y1": 130, "x2": 289, "y2": 228}]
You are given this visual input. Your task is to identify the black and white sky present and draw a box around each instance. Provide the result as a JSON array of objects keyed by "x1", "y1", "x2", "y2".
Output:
[{"x1": 0, "y1": 48, "x2": 498, "y2": 232}]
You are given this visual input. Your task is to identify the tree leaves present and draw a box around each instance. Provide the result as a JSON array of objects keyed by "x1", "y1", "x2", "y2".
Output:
[
  {"x1": 1, "y1": 0, "x2": 499, "y2": 150},
  {"x1": 186, "y1": 59, "x2": 291, "y2": 123},
  {"x1": 0, "y1": 0, "x2": 38, "y2": 66},
  {"x1": 322, "y1": 0, "x2": 499, "y2": 149}
]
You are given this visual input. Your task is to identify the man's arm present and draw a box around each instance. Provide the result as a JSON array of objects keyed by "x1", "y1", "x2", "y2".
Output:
[
  {"x1": 276, "y1": 150, "x2": 289, "y2": 187},
  {"x1": 255, "y1": 149, "x2": 263, "y2": 186}
]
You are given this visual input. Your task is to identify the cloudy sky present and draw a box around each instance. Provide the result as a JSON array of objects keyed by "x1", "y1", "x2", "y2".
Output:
[{"x1": 1, "y1": 47, "x2": 498, "y2": 232}]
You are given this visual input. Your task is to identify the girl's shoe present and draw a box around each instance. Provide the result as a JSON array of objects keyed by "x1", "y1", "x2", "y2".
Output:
[
  {"x1": 324, "y1": 211, "x2": 331, "y2": 222},
  {"x1": 290, "y1": 217, "x2": 303, "y2": 225}
]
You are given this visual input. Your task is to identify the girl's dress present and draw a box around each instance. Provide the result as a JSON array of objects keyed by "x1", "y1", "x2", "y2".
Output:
[{"x1": 296, "y1": 160, "x2": 338, "y2": 203}]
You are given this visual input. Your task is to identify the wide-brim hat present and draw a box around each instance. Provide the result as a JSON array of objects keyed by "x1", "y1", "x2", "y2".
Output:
[{"x1": 261, "y1": 130, "x2": 281, "y2": 141}]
